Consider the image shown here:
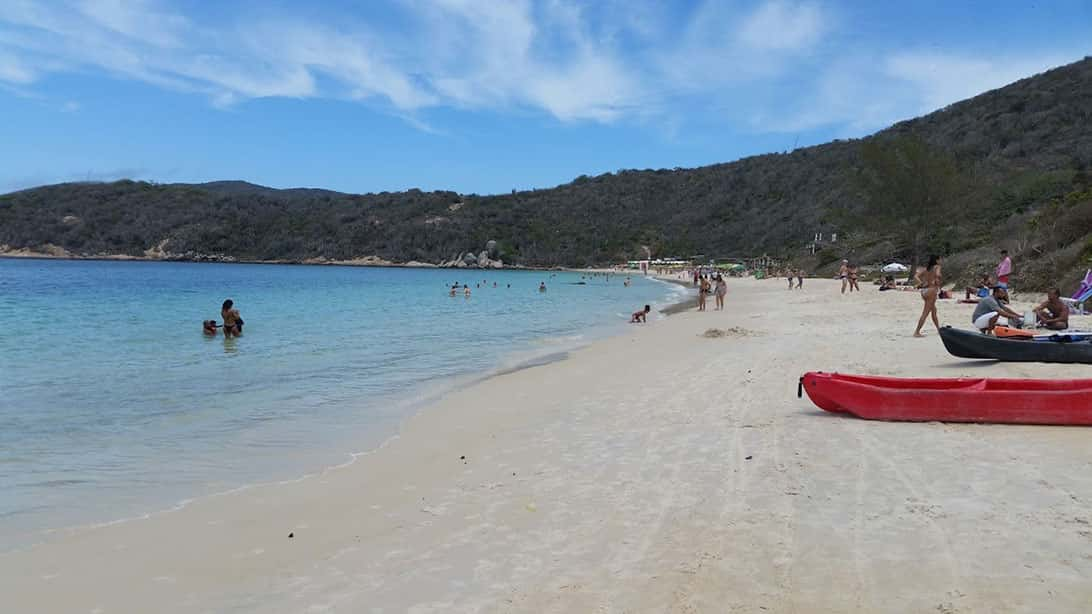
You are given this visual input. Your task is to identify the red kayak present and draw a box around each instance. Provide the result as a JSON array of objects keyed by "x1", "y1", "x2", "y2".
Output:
[{"x1": 799, "y1": 372, "x2": 1092, "y2": 425}]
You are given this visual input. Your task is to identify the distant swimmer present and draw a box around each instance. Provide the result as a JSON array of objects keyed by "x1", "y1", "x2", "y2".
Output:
[
  {"x1": 539, "y1": 282, "x2": 547, "y2": 292},
  {"x1": 624, "y1": 276, "x2": 631, "y2": 287},
  {"x1": 202, "y1": 320, "x2": 220, "y2": 335},
  {"x1": 221, "y1": 299, "x2": 243, "y2": 337},
  {"x1": 630, "y1": 304, "x2": 651, "y2": 323},
  {"x1": 464, "y1": 284, "x2": 471, "y2": 297}
]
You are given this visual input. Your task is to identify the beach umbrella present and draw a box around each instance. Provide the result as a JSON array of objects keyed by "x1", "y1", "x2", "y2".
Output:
[{"x1": 881, "y1": 263, "x2": 909, "y2": 273}]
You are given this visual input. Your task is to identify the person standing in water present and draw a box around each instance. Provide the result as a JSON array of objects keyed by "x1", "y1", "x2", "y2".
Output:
[
  {"x1": 913, "y1": 255, "x2": 943, "y2": 337},
  {"x1": 539, "y1": 282, "x2": 547, "y2": 292},
  {"x1": 221, "y1": 299, "x2": 243, "y2": 337}
]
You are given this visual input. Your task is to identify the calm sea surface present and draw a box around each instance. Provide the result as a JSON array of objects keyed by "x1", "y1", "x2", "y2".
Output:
[{"x1": 0, "y1": 259, "x2": 682, "y2": 549}]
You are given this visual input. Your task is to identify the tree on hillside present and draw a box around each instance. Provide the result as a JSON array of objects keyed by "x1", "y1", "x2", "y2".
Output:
[{"x1": 852, "y1": 135, "x2": 964, "y2": 268}]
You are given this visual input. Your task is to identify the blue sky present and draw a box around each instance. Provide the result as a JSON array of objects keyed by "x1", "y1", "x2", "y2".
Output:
[{"x1": 1, "y1": 0, "x2": 1089, "y2": 195}]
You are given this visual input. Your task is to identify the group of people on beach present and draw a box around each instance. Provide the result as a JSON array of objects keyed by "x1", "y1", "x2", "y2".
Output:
[
  {"x1": 696, "y1": 274, "x2": 728, "y2": 311},
  {"x1": 202, "y1": 300, "x2": 243, "y2": 337},
  {"x1": 785, "y1": 269, "x2": 804, "y2": 289},
  {"x1": 838, "y1": 260, "x2": 860, "y2": 293},
  {"x1": 912, "y1": 249, "x2": 1069, "y2": 337}
]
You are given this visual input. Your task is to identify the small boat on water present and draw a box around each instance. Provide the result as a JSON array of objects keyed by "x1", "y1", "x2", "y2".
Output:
[
  {"x1": 939, "y1": 326, "x2": 1092, "y2": 364},
  {"x1": 799, "y1": 372, "x2": 1092, "y2": 425}
]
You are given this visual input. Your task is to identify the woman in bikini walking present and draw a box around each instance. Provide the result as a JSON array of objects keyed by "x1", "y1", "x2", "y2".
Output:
[{"x1": 913, "y1": 255, "x2": 942, "y2": 337}]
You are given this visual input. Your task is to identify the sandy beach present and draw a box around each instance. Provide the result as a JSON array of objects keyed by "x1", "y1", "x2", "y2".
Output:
[{"x1": 3, "y1": 277, "x2": 1091, "y2": 613}]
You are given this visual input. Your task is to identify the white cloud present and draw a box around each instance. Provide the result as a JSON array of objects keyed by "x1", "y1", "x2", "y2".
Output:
[
  {"x1": 410, "y1": 0, "x2": 640, "y2": 121},
  {"x1": 738, "y1": 1, "x2": 827, "y2": 51},
  {"x1": 74, "y1": 0, "x2": 189, "y2": 47},
  {"x1": 758, "y1": 51, "x2": 1079, "y2": 136},
  {"x1": 0, "y1": 0, "x2": 1083, "y2": 140},
  {"x1": 885, "y1": 52, "x2": 1073, "y2": 114},
  {"x1": 0, "y1": 50, "x2": 35, "y2": 83}
]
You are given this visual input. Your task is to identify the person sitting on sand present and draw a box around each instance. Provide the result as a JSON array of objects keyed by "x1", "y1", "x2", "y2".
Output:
[
  {"x1": 1034, "y1": 288, "x2": 1069, "y2": 330},
  {"x1": 631, "y1": 305, "x2": 651, "y2": 323},
  {"x1": 964, "y1": 274, "x2": 991, "y2": 300},
  {"x1": 972, "y1": 287, "x2": 1024, "y2": 334},
  {"x1": 202, "y1": 320, "x2": 219, "y2": 335},
  {"x1": 221, "y1": 300, "x2": 243, "y2": 337},
  {"x1": 878, "y1": 275, "x2": 898, "y2": 291}
]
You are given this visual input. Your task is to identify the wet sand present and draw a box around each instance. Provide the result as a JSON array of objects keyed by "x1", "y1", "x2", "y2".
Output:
[{"x1": 3, "y1": 278, "x2": 1091, "y2": 613}]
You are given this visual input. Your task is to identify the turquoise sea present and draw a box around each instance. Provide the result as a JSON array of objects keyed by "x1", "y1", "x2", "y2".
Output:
[{"x1": 0, "y1": 259, "x2": 683, "y2": 549}]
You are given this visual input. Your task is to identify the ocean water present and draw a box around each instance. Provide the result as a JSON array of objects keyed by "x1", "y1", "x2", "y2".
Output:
[{"x1": 0, "y1": 259, "x2": 683, "y2": 549}]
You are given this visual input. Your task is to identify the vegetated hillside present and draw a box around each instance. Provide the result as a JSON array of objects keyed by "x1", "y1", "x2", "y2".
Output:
[{"x1": 2, "y1": 57, "x2": 1091, "y2": 290}]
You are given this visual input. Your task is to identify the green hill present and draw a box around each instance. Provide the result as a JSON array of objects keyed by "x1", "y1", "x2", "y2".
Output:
[{"x1": 3, "y1": 57, "x2": 1091, "y2": 291}]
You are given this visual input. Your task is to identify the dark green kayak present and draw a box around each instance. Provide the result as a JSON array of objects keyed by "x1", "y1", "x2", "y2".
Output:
[{"x1": 939, "y1": 326, "x2": 1092, "y2": 364}]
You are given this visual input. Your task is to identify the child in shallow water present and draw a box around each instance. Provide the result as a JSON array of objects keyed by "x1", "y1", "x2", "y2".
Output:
[
  {"x1": 630, "y1": 305, "x2": 651, "y2": 323},
  {"x1": 202, "y1": 320, "x2": 219, "y2": 335}
]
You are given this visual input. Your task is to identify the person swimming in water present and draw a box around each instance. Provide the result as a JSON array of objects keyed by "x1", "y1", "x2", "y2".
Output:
[
  {"x1": 221, "y1": 300, "x2": 243, "y2": 337},
  {"x1": 630, "y1": 304, "x2": 651, "y2": 323},
  {"x1": 202, "y1": 320, "x2": 219, "y2": 335},
  {"x1": 539, "y1": 282, "x2": 547, "y2": 292},
  {"x1": 463, "y1": 284, "x2": 471, "y2": 297}
]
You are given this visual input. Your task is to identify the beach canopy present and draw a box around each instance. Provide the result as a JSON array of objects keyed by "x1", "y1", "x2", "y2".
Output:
[{"x1": 881, "y1": 262, "x2": 909, "y2": 273}]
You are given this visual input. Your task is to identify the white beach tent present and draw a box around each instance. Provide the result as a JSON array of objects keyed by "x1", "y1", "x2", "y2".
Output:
[{"x1": 881, "y1": 262, "x2": 909, "y2": 273}]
